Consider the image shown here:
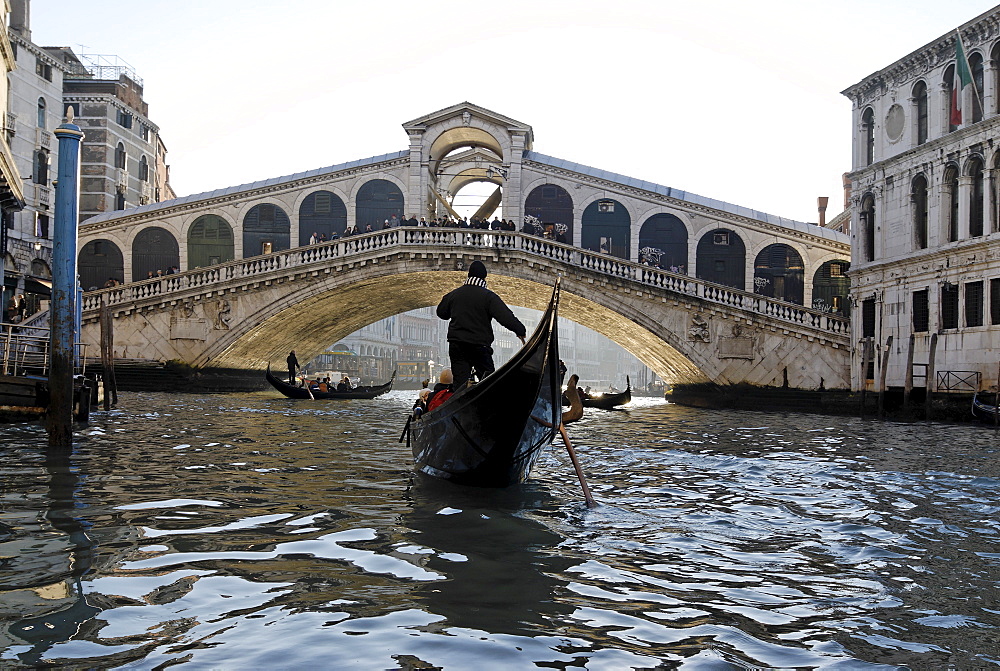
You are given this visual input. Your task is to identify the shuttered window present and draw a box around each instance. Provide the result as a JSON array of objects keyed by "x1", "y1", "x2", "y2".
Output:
[
  {"x1": 966, "y1": 281, "x2": 984, "y2": 327},
  {"x1": 912, "y1": 289, "x2": 929, "y2": 333}
]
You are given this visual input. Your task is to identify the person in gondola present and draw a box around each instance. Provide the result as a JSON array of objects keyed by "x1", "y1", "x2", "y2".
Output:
[
  {"x1": 412, "y1": 388, "x2": 432, "y2": 417},
  {"x1": 425, "y1": 368, "x2": 454, "y2": 412},
  {"x1": 286, "y1": 350, "x2": 300, "y2": 384},
  {"x1": 436, "y1": 260, "x2": 526, "y2": 390},
  {"x1": 337, "y1": 376, "x2": 352, "y2": 392}
]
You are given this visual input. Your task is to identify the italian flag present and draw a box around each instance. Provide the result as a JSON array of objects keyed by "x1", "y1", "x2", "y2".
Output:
[{"x1": 951, "y1": 32, "x2": 974, "y2": 125}]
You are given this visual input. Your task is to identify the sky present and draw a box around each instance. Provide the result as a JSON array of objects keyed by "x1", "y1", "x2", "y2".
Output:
[{"x1": 28, "y1": 0, "x2": 1000, "y2": 224}]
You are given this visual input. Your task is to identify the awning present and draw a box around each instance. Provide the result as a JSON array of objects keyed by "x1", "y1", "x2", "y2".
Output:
[{"x1": 23, "y1": 276, "x2": 51, "y2": 296}]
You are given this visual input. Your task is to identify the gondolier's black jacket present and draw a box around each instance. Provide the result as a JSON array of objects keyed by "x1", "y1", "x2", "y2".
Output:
[{"x1": 436, "y1": 282, "x2": 526, "y2": 346}]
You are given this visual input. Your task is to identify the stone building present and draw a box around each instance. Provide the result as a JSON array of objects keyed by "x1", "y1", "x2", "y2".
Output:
[
  {"x1": 842, "y1": 5, "x2": 1000, "y2": 394},
  {"x1": 0, "y1": 0, "x2": 26, "y2": 313}
]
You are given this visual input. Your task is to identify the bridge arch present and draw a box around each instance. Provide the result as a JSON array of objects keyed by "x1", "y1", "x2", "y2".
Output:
[
  {"x1": 581, "y1": 197, "x2": 632, "y2": 259},
  {"x1": 524, "y1": 183, "x2": 574, "y2": 243},
  {"x1": 131, "y1": 226, "x2": 179, "y2": 281},
  {"x1": 79, "y1": 238, "x2": 124, "y2": 290},
  {"x1": 297, "y1": 189, "x2": 348, "y2": 244},
  {"x1": 752, "y1": 243, "x2": 805, "y2": 305},
  {"x1": 187, "y1": 214, "x2": 235, "y2": 269},
  {"x1": 428, "y1": 124, "x2": 512, "y2": 177},
  {"x1": 812, "y1": 258, "x2": 851, "y2": 316},
  {"x1": 696, "y1": 228, "x2": 746, "y2": 289},
  {"x1": 242, "y1": 203, "x2": 291, "y2": 257},
  {"x1": 353, "y1": 177, "x2": 406, "y2": 230},
  {"x1": 638, "y1": 212, "x2": 689, "y2": 272}
]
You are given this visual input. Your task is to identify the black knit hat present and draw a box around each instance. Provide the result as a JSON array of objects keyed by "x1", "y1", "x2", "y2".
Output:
[{"x1": 468, "y1": 260, "x2": 487, "y2": 279}]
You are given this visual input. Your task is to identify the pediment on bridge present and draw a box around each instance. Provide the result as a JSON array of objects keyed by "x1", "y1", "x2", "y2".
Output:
[{"x1": 402, "y1": 102, "x2": 533, "y2": 143}]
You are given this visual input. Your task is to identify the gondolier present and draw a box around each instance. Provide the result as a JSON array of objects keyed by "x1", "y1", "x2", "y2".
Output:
[
  {"x1": 436, "y1": 260, "x2": 526, "y2": 390},
  {"x1": 286, "y1": 350, "x2": 300, "y2": 384}
]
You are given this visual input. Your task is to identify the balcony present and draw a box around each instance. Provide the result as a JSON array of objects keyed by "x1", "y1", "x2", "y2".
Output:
[
  {"x1": 36, "y1": 128, "x2": 51, "y2": 149},
  {"x1": 117, "y1": 168, "x2": 128, "y2": 187},
  {"x1": 36, "y1": 185, "x2": 50, "y2": 207}
]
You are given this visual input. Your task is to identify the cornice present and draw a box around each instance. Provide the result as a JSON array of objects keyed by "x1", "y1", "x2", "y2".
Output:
[
  {"x1": 523, "y1": 160, "x2": 850, "y2": 253},
  {"x1": 79, "y1": 157, "x2": 411, "y2": 234},
  {"x1": 853, "y1": 234, "x2": 1000, "y2": 281},
  {"x1": 63, "y1": 94, "x2": 159, "y2": 133},
  {"x1": 842, "y1": 11, "x2": 1000, "y2": 107}
]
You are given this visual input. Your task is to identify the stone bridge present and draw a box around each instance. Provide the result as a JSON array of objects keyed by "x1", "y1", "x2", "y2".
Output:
[{"x1": 80, "y1": 229, "x2": 851, "y2": 389}]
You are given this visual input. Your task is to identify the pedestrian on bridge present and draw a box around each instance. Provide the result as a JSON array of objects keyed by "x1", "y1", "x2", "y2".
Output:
[{"x1": 436, "y1": 260, "x2": 526, "y2": 390}]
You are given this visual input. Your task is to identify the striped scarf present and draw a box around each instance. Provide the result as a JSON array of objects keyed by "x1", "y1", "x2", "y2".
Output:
[{"x1": 465, "y1": 277, "x2": 487, "y2": 288}]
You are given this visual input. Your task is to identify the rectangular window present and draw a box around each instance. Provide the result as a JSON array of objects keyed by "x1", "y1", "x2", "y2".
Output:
[
  {"x1": 829, "y1": 263, "x2": 843, "y2": 277},
  {"x1": 314, "y1": 193, "x2": 331, "y2": 213},
  {"x1": 116, "y1": 109, "x2": 133, "y2": 129},
  {"x1": 912, "y1": 289, "x2": 929, "y2": 332},
  {"x1": 992, "y1": 279, "x2": 1000, "y2": 325},
  {"x1": 140, "y1": 124, "x2": 149, "y2": 141},
  {"x1": 36, "y1": 213, "x2": 50, "y2": 239},
  {"x1": 597, "y1": 200, "x2": 614, "y2": 213},
  {"x1": 35, "y1": 58, "x2": 52, "y2": 81},
  {"x1": 941, "y1": 283, "x2": 959, "y2": 329},
  {"x1": 966, "y1": 281, "x2": 984, "y2": 327},
  {"x1": 862, "y1": 298, "x2": 876, "y2": 337},
  {"x1": 714, "y1": 232, "x2": 730, "y2": 245}
]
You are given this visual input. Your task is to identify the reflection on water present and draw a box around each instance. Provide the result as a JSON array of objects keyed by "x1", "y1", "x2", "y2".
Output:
[{"x1": 1, "y1": 391, "x2": 999, "y2": 669}]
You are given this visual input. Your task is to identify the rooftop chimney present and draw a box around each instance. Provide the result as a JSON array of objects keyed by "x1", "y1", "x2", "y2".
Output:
[{"x1": 817, "y1": 196, "x2": 829, "y2": 227}]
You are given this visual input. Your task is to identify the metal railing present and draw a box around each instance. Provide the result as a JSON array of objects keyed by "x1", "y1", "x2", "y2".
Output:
[
  {"x1": 1, "y1": 322, "x2": 88, "y2": 377},
  {"x1": 80, "y1": 228, "x2": 851, "y2": 339},
  {"x1": 936, "y1": 370, "x2": 981, "y2": 392}
]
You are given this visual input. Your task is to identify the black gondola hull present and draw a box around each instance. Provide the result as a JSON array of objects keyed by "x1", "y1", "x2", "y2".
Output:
[
  {"x1": 265, "y1": 366, "x2": 395, "y2": 400},
  {"x1": 409, "y1": 283, "x2": 562, "y2": 488}
]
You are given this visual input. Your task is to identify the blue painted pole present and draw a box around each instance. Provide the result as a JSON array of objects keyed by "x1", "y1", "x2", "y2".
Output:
[{"x1": 48, "y1": 110, "x2": 84, "y2": 449}]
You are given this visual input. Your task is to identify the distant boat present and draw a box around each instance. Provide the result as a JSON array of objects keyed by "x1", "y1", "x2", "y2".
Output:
[
  {"x1": 403, "y1": 281, "x2": 563, "y2": 488},
  {"x1": 265, "y1": 365, "x2": 395, "y2": 400},
  {"x1": 972, "y1": 391, "x2": 1000, "y2": 424},
  {"x1": 564, "y1": 376, "x2": 632, "y2": 410}
]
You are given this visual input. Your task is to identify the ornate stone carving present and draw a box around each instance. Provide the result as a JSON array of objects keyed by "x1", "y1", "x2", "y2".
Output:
[
  {"x1": 688, "y1": 314, "x2": 710, "y2": 343},
  {"x1": 214, "y1": 299, "x2": 231, "y2": 330}
]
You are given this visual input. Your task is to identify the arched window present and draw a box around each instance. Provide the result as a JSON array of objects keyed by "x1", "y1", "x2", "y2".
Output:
[
  {"x1": 32, "y1": 149, "x2": 48, "y2": 185},
  {"x1": 993, "y1": 43, "x2": 1000, "y2": 115},
  {"x1": 36, "y1": 97, "x2": 45, "y2": 129},
  {"x1": 946, "y1": 65, "x2": 959, "y2": 133},
  {"x1": 860, "y1": 194, "x2": 876, "y2": 262},
  {"x1": 581, "y1": 198, "x2": 630, "y2": 259},
  {"x1": 638, "y1": 213, "x2": 688, "y2": 271},
  {"x1": 525, "y1": 184, "x2": 574, "y2": 243},
  {"x1": 912, "y1": 174, "x2": 928, "y2": 249},
  {"x1": 944, "y1": 165, "x2": 959, "y2": 242},
  {"x1": 971, "y1": 52, "x2": 984, "y2": 123},
  {"x1": 970, "y1": 157, "x2": 985, "y2": 237},
  {"x1": 115, "y1": 143, "x2": 127, "y2": 170},
  {"x1": 243, "y1": 203, "x2": 290, "y2": 257},
  {"x1": 813, "y1": 260, "x2": 851, "y2": 316},
  {"x1": 696, "y1": 228, "x2": 746, "y2": 289},
  {"x1": 862, "y1": 107, "x2": 875, "y2": 166},
  {"x1": 78, "y1": 239, "x2": 124, "y2": 290},
  {"x1": 115, "y1": 188, "x2": 126, "y2": 211},
  {"x1": 139, "y1": 155, "x2": 149, "y2": 182},
  {"x1": 753, "y1": 244, "x2": 804, "y2": 305},
  {"x1": 299, "y1": 190, "x2": 347, "y2": 245},
  {"x1": 187, "y1": 215, "x2": 234, "y2": 268},
  {"x1": 356, "y1": 179, "x2": 404, "y2": 230},
  {"x1": 132, "y1": 226, "x2": 179, "y2": 281},
  {"x1": 913, "y1": 81, "x2": 928, "y2": 145}
]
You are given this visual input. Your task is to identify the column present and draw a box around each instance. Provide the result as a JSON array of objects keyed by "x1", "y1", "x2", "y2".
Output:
[{"x1": 959, "y1": 174, "x2": 974, "y2": 239}]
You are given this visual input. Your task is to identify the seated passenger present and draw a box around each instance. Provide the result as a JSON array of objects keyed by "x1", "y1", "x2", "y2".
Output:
[
  {"x1": 412, "y1": 388, "x2": 432, "y2": 417},
  {"x1": 426, "y1": 368, "x2": 455, "y2": 412},
  {"x1": 337, "y1": 376, "x2": 351, "y2": 392}
]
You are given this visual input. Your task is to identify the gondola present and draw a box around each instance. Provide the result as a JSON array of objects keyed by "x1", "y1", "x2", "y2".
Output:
[
  {"x1": 563, "y1": 376, "x2": 632, "y2": 410},
  {"x1": 972, "y1": 391, "x2": 1000, "y2": 424},
  {"x1": 265, "y1": 364, "x2": 395, "y2": 400},
  {"x1": 402, "y1": 281, "x2": 563, "y2": 488}
]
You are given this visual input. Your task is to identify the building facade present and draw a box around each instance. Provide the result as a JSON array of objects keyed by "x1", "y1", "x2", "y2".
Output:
[
  {"x1": 843, "y1": 6, "x2": 1000, "y2": 394},
  {"x1": 0, "y1": 0, "x2": 27, "y2": 315}
]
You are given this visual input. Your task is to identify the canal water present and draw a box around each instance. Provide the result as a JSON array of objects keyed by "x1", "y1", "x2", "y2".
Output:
[{"x1": 1, "y1": 391, "x2": 998, "y2": 669}]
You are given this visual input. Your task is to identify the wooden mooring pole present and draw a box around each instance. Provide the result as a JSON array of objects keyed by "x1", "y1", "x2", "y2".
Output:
[
  {"x1": 46, "y1": 110, "x2": 84, "y2": 449},
  {"x1": 924, "y1": 333, "x2": 938, "y2": 420},
  {"x1": 877, "y1": 335, "x2": 893, "y2": 420}
]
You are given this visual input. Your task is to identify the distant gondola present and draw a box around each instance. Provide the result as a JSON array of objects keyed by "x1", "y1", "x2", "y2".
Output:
[
  {"x1": 563, "y1": 376, "x2": 632, "y2": 410},
  {"x1": 402, "y1": 282, "x2": 563, "y2": 488},
  {"x1": 972, "y1": 391, "x2": 1000, "y2": 424},
  {"x1": 265, "y1": 364, "x2": 395, "y2": 400}
]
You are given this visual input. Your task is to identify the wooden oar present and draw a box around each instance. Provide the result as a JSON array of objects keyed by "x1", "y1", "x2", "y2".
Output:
[{"x1": 561, "y1": 375, "x2": 596, "y2": 508}]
